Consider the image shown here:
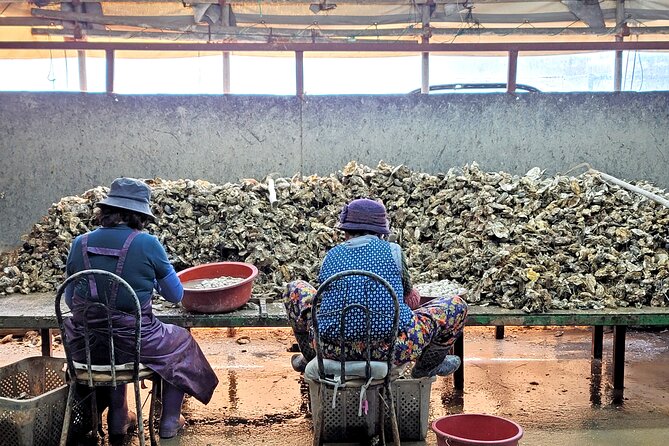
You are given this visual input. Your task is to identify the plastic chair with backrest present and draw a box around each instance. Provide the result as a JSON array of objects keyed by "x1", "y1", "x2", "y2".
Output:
[
  {"x1": 307, "y1": 269, "x2": 402, "y2": 446},
  {"x1": 55, "y1": 269, "x2": 160, "y2": 446}
]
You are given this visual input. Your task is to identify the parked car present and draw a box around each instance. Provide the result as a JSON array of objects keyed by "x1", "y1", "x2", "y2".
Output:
[{"x1": 408, "y1": 83, "x2": 541, "y2": 94}]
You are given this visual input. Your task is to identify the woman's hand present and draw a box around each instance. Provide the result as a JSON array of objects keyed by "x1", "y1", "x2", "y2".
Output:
[{"x1": 404, "y1": 287, "x2": 421, "y2": 310}]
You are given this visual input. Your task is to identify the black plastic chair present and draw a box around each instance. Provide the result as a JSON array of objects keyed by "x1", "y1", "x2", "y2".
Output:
[
  {"x1": 307, "y1": 269, "x2": 402, "y2": 446},
  {"x1": 55, "y1": 269, "x2": 160, "y2": 446}
]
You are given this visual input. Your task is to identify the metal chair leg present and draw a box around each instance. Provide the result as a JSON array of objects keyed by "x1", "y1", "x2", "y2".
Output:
[
  {"x1": 148, "y1": 376, "x2": 161, "y2": 446},
  {"x1": 312, "y1": 383, "x2": 324, "y2": 446},
  {"x1": 134, "y1": 380, "x2": 146, "y2": 446},
  {"x1": 379, "y1": 388, "x2": 387, "y2": 446},
  {"x1": 387, "y1": 384, "x2": 401, "y2": 446},
  {"x1": 90, "y1": 387, "x2": 100, "y2": 443},
  {"x1": 59, "y1": 382, "x2": 77, "y2": 446}
]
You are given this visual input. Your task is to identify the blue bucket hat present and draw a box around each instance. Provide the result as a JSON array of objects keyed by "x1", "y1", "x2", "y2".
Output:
[
  {"x1": 98, "y1": 177, "x2": 154, "y2": 218},
  {"x1": 337, "y1": 198, "x2": 390, "y2": 235}
]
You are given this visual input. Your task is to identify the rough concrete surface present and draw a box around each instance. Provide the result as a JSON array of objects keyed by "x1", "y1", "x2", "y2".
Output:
[
  {"x1": 1, "y1": 326, "x2": 668, "y2": 445},
  {"x1": 1, "y1": 92, "x2": 668, "y2": 249}
]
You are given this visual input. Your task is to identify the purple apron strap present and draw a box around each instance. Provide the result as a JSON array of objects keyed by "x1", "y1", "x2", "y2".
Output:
[
  {"x1": 81, "y1": 234, "x2": 100, "y2": 300},
  {"x1": 81, "y1": 234, "x2": 92, "y2": 269},
  {"x1": 109, "y1": 231, "x2": 140, "y2": 303},
  {"x1": 115, "y1": 231, "x2": 140, "y2": 277},
  {"x1": 80, "y1": 230, "x2": 141, "y2": 307},
  {"x1": 87, "y1": 247, "x2": 123, "y2": 256}
]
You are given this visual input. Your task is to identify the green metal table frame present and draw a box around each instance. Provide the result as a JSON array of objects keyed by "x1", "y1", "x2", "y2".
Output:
[
  {"x1": 457, "y1": 307, "x2": 669, "y2": 401},
  {"x1": 2, "y1": 293, "x2": 668, "y2": 401}
]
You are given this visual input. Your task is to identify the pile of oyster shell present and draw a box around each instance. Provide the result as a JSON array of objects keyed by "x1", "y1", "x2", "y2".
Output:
[{"x1": 1, "y1": 161, "x2": 668, "y2": 313}]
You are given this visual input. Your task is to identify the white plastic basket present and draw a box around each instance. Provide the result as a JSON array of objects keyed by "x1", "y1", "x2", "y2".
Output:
[{"x1": 306, "y1": 375, "x2": 435, "y2": 442}]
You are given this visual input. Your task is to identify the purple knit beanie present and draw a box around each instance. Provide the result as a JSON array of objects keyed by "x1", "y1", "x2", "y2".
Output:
[{"x1": 337, "y1": 198, "x2": 390, "y2": 235}]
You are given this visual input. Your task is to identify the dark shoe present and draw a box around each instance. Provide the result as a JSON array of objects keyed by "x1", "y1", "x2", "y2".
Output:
[
  {"x1": 435, "y1": 355, "x2": 461, "y2": 376},
  {"x1": 411, "y1": 342, "x2": 461, "y2": 378},
  {"x1": 107, "y1": 385, "x2": 137, "y2": 436},
  {"x1": 293, "y1": 331, "x2": 316, "y2": 361},
  {"x1": 291, "y1": 353, "x2": 308, "y2": 373},
  {"x1": 109, "y1": 410, "x2": 137, "y2": 436},
  {"x1": 159, "y1": 381, "x2": 186, "y2": 439},
  {"x1": 159, "y1": 414, "x2": 186, "y2": 439},
  {"x1": 412, "y1": 354, "x2": 461, "y2": 378}
]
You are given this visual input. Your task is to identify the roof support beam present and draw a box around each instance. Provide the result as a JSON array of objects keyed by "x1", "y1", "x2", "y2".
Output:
[
  {"x1": 3, "y1": 40, "x2": 669, "y2": 52},
  {"x1": 28, "y1": 8, "x2": 617, "y2": 28},
  {"x1": 24, "y1": 9, "x2": 669, "y2": 38},
  {"x1": 27, "y1": 23, "x2": 669, "y2": 42},
  {"x1": 31, "y1": 9, "x2": 197, "y2": 29},
  {"x1": 31, "y1": 27, "x2": 418, "y2": 43}
]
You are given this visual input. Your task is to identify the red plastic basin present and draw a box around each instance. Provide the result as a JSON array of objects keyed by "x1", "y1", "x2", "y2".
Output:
[
  {"x1": 432, "y1": 414, "x2": 523, "y2": 446},
  {"x1": 177, "y1": 262, "x2": 258, "y2": 313}
]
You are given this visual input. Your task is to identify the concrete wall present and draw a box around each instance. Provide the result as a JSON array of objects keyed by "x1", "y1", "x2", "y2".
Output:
[{"x1": 1, "y1": 92, "x2": 668, "y2": 249}]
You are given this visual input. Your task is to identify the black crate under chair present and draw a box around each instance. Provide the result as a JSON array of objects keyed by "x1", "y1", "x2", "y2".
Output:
[{"x1": 0, "y1": 356, "x2": 69, "y2": 446}]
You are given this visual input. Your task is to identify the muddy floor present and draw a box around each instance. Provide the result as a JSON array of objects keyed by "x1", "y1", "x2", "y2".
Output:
[{"x1": 2, "y1": 326, "x2": 668, "y2": 445}]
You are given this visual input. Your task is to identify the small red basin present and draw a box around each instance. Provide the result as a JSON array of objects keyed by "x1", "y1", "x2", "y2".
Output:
[
  {"x1": 432, "y1": 414, "x2": 523, "y2": 446},
  {"x1": 177, "y1": 262, "x2": 258, "y2": 313}
]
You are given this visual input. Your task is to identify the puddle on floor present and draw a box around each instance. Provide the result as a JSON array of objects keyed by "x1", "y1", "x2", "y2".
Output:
[{"x1": 40, "y1": 327, "x2": 669, "y2": 446}]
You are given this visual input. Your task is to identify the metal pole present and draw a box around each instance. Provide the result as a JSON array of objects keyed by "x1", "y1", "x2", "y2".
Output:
[
  {"x1": 614, "y1": 0, "x2": 626, "y2": 91},
  {"x1": 421, "y1": 3, "x2": 431, "y2": 94},
  {"x1": 421, "y1": 52, "x2": 429, "y2": 94},
  {"x1": 614, "y1": 37, "x2": 623, "y2": 91},
  {"x1": 105, "y1": 48, "x2": 114, "y2": 93},
  {"x1": 591, "y1": 325, "x2": 603, "y2": 359},
  {"x1": 295, "y1": 50, "x2": 304, "y2": 97},
  {"x1": 453, "y1": 334, "x2": 464, "y2": 390},
  {"x1": 221, "y1": 1, "x2": 231, "y2": 94},
  {"x1": 222, "y1": 51, "x2": 231, "y2": 94},
  {"x1": 40, "y1": 329, "x2": 52, "y2": 356},
  {"x1": 593, "y1": 168, "x2": 669, "y2": 208},
  {"x1": 612, "y1": 325, "x2": 627, "y2": 403},
  {"x1": 507, "y1": 50, "x2": 518, "y2": 93},
  {"x1": 77, "y1": 49, "x2": 87, "y2": 92}
]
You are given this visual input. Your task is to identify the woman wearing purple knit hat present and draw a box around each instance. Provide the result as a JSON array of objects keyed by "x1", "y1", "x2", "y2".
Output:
[{"x1": 283, "y1": 197, "x2": 468, "y2": 378}]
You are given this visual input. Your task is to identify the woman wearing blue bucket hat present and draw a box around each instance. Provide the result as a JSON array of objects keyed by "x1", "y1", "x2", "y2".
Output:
[
  {"x1": 64, "y1": 177, "x2": 218, "y2": 439},
  {"x1": 283, "y1": 197, "x2": 468, "y2": 377}
]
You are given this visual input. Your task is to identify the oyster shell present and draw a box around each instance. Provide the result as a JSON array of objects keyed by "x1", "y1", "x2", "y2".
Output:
[{"x1": 0, "y1": 161, "x2": 667, "y2": 313}]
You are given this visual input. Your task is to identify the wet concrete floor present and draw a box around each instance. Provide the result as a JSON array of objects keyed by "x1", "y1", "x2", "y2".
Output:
[{"x1": 3, "y1": 325, "x2": 668, "y2": 445}]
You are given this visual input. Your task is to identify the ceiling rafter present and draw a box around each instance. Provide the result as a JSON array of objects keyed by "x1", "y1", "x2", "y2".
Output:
[
  {"x1": 1, "y1": 0, "x2": 668, "y2": 50},
  {"x1": 30, "y1": 25, "x2": 669, "y2": 42}
]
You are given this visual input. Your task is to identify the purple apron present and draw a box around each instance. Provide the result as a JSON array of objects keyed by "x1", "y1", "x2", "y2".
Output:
[{"x1": 64, "y1": 231, "x2": 219, "y2": 404}]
